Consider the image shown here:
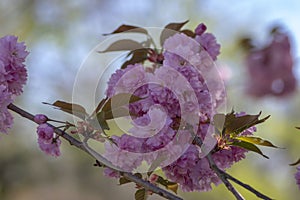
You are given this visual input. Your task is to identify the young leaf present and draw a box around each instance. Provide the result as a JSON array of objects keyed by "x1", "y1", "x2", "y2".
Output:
[
  {"x1": 160, "y1": 20, "x2": 189, "y2": 45},
  {"x1": 180, "y1": 29, "x2": 195, "y2": 37},
  {"x1": 231, "y1": 140, "x2": 269, "y2": 159},
  {"x1": 43, "y1": 101, "x2": 88, "y2": 119},
  {"x1": 290, "y1": 158, "x2": 300, "y2": 166},
  {"x1": 93, "y1": 97, "x2": 108, "y2": 116},
  {"x1": 135, "y1": 189, "x2": 147, "y2": 200},
  {"x1": 166, "y1": 182, "x2": 178, "y2": 194},
  {"x1": 223, "y1": 111, "x2": 270, "y2": 136},
  {"x1": 101, "y1": 93, "x2": 143, "y2": 113},
  {"x1": 96, "y1": 111, "x2": 110, "y2": 130},
  {"x1": 103, "y1": 24, "x2": 148, "y2": 35},
  {"x1": 119, "y1": 177, "x2": 132, "y2": 185},
  {"x1": 156, "y1": 176, "x2": 178, "y2": 194},
  {"x1": 235, "y1": 136, "x2": 279, "y2": 148},
  {"x1": 121, "y1": 48, "x2": 149, "y2": 69},
  {"x1": 98, "y1": 39, "x2": 144, "y2": 53}
]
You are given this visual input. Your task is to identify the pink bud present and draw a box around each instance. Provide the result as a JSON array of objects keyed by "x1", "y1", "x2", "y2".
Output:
[
  {"x1": 149, "y1": 174, "x2": 159, "y2": 183},
  {"x1": 195, "y1": 23, "x2": 207, "y2": 35},
  {"x1": 34, "y1": 114, "x2": 48, "y2": 124}
]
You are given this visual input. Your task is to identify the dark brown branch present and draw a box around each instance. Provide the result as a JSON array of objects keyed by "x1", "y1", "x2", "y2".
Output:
[
  {"x1": 8, "y1": 103, "x2": 182, "y2": 200},
  {"x1": 206, "y1": 154, "x2": 244, "y2": 200},
  {"x1": 193, "y1": 135, "x2": 272, "y2": 200}
]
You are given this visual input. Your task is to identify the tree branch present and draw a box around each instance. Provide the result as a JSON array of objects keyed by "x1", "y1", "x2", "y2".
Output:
[
  {"x1": 8, "y1": 103, "x2": 182, "y2": 200},
  {"x1": 193, "y1": 135, "x2": 273, "y2": 200}
]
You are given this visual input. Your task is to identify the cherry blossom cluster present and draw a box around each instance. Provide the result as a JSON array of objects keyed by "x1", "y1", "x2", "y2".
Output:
[
  {"x1": 102, "y1": 23, "x2": 256, "y2": 191},
  {"x1": 0, "y1": 35, "x2": 29, "y2": 133}
]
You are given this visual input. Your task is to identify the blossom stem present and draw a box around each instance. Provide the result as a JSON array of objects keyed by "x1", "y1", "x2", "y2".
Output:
[{"x1": 8, "y1": 103, "x2": 182, "y2": 200}]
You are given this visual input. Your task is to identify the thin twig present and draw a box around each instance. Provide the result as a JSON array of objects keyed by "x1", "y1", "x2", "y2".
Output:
[
  {"x1": 8, "y1": 103, "x2": 182, "y2": 200},
  {"x1": 224, "y1": 172, "x2": 273, "y2": 200}
]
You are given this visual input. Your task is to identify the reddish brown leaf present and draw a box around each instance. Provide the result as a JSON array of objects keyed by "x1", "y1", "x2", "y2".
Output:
[
  {"x1": 98, "y1": 39, "x2": 144, "y2": 53},
  {"x1": 121, "y1": 48, "x2": 149, "y2": 69},
  {"x1": 44, "y1": 101, "x2": 88, "y2": 119},
  {"x1": 160, "y1": 20, "x2": 189, "y2": 45},
  {"x1": 180, "y1": 29, "x2": 195, "y2": 37},
  {"x1": 103, "y1": 24, "x2": 148, "y2": 35}
]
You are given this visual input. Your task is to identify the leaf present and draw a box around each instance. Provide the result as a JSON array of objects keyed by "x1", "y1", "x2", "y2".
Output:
[
  {"x1": 119, "y1": 173, "x2": 142, "y2": 185},
  {"x1": 156, "y1": 176, "x2": 178, "y2": 194},
  {"x1": 135, "y1": 189, "x2": 147, "y2": 200},
  {"x1": 213, "y1": 113, "x2": 226, "y2": 135},
  {"x1": 121, "y1": 48, "x2": 149, "y2": 69},
  {"x1": 119, "y1": 177, "x2": 131, "y2": 185},
  {"x1": 160, "y1": 20, "x2": 189, "y2": 46},
  {"x1": 235, "y1": 136, "x2": 279, "y2": 148},
  {"x1": 93, "y1": 97, "x2": 108, "y2": 115},
  {"x1": 103, "y1": 24, "x2": 148, "y2": 35},
  {"x1": 101, "y1": 93, "x2": 143, "y2": 113},
  {"x1": 180, "y1": 29, "x2": 195, "y2": 37},
  {"x1": 43, "y1": 101, "x2": 88, "y2": 119},
  {"x1": 98, "y1": 39, "x2": 144, "y2": 53},
  {"x1": 290, "y1": 158, "x2": 300, "y2": 166},
  {"x1": 166, "y1": 183, "x2": 178, "y2": 194},
  {"x1": 96, "y1": 111, "x2": 110, "y2": 130},
  {"x1": 231, "y1": 140, "x2": 269, "y2": 159},
  {"x1": 223, "y1": 111, "x2": 270, "y2": 136}
]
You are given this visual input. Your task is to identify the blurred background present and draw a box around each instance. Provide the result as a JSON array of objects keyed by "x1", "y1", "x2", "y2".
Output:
[{"x1": 1, "y1": 0, "x2": 300, "y2": 199}]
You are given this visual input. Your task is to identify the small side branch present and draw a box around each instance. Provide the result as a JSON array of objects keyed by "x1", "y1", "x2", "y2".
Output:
[{"x1": 8, "y1": 103, "x2": 182, "y2": 200}]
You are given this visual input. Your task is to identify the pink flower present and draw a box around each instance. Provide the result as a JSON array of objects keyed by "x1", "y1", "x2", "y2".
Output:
[
  {"x1": 195, "y1": 23, "x2": 207, "y2": 36},
  {"x1": 34, "y1": 114, "x2": 48, "y2": 124},
  {"x1": 0, "y1": 35, "x2": 29, "y2": 96},
  {"x1": 36, "y1": 123, "x2": 61, "y2": 157},
  {"x1": 195, "y1": 33, "x2": 220, "y2": 61},
  {"x1": 0, "y1": 85, "x2": 13, "y2": 134},
  {"x1": 295, "y1": 166, "x2": 300, "y2": 189},
  {"x1": 38, "y1": 137, "x2": 61, "y2": 157},
  {"x1": 37, "y1": 123, "x2": 54, "y2": 141}
]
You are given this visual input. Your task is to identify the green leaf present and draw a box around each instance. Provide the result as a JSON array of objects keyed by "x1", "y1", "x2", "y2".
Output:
[
  {"x1": 43, "y1": 101, "x2": 88, "y2": 119},
  {"x1": 103, "y1": 24, "x2": 148, "y2": 35},
  {"x1": 231, "y1": 140, "x2": 269, "y2": 159},
  {"x1": 121, "y1": 48, "x2": 149, "y2": 69},
  {"x1": 119, "y1": 177, "x2": 131, "y2": 185},
  {"x1": 98, "y1": 39, "x2": 144, "y2": 53},
  {"x1": 160, "y1": 20, "x2": 189, "y2": 45},
  {"x1": 222, "y1": 111, "x2": 270, "y2": 136},
  {"x1": 235, "y1": 136, "x2": 279, "y2": 148},
  {"x1": 135, "y1": 189, "x2": 147, "y2": 200},
  {"x1": 290, "y1": 158, "x2": 300, "y2": 166},
  {"x1": 156, "y1": 176, "x2": 178, "y2": 194},
  {"x1": 96, "y1": 111, "x2": 110, "y2": 130}
]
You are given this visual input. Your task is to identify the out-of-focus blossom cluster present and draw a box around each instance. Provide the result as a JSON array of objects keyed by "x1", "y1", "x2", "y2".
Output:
[
  {"x1": 245, "y1": 27, "x2": 297, "y2": 98},
  {"x1": 0, "y1": 35, "x2": 29, "y2": 134}
]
